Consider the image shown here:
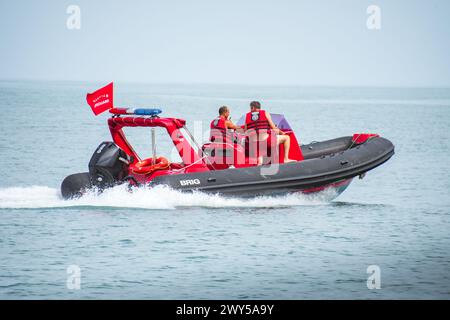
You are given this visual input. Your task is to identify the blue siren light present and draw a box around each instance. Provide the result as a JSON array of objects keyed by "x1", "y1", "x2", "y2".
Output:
[{"x1": 132, "y1": 108, "x2": 162, "y2": 116}]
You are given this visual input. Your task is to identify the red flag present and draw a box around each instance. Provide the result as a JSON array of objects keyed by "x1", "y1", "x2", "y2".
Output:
[{"x1": 86, "y1": 82, "x2": 114, "y2": 115}]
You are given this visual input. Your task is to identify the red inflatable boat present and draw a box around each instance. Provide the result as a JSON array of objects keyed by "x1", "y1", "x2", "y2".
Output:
[{"x1": 61, "y1": 86, "x2": 395, "y2": 200}]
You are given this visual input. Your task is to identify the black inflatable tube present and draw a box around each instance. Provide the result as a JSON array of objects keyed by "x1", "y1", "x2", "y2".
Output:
[
  {"x1": 149, "y1": 136, "x2": 394, "y2": 196},
  {"x1": 61, "y1": 136, "x2": 394, "y2": 199}
]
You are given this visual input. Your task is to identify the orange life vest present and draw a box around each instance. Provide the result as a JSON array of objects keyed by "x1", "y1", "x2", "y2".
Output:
[
  {"x1": 245, "y1": 110, "x2": 271, "y2": 132},
  {"x1": 210, "y1": 115, "x2": 229, "y2": 142}
]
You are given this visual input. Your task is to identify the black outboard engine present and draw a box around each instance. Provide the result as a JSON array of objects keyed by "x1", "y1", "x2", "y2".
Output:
[{"x1": 88, "y1": 142, "x2": 130, "y2": 189}]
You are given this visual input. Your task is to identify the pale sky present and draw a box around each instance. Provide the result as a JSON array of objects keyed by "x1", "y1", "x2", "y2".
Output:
[{"x1": 0, "y1": 0, "x2": 449, "y2": 87}]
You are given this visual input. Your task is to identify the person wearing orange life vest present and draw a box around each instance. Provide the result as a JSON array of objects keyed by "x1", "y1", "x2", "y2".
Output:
[
  {"x1": 209, "y1": 106, "x2": 243, "y2": 142},
  {"x1": 244, "y1": 101, "x2": 295, "y2": 165}
]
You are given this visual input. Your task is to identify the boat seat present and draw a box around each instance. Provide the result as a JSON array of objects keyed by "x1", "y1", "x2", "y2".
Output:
[
  {"x1": 202, "y1": 142, "x2": 237, "y2": 170},
  {"x1": 246, "y1": 130, "x2": 278, "y2": 164}
]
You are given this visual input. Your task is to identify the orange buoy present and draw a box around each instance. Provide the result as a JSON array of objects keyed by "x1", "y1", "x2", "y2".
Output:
[{"x1": 131, "y1": 157, "x2": 170, "y2": 175}]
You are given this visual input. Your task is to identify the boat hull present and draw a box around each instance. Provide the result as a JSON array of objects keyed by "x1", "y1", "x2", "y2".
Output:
[
  {"x1": 61, "y1": 136, "x2": 394, "y2": 200},
  {"x1": 148, "y1": 136, "x2": 394, "y2": 197}
]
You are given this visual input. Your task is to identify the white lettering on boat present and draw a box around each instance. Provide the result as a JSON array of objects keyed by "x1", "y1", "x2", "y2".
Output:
[{"x1": 179, "y1": 179, "x2": 201, "y2": 186}]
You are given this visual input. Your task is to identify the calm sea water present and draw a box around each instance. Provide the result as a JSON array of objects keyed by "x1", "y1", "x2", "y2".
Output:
[{"x1": 0, "y1": 80, "x2": 449, "y2": 299}]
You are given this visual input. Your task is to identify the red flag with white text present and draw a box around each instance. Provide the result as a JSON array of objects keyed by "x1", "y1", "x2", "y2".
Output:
[{"x1": 86, "y1": 82, "x2": 113, "y2": 115}]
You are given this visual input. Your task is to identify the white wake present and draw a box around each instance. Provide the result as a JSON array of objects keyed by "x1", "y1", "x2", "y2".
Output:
[{"x1": 0, "y1": 184, "x2": 338, "y2": 210}]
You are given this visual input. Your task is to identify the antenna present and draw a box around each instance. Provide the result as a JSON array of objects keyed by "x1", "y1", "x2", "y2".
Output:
[{"x1": 151, "y1": 128, "x2": 157, "y2": 163}]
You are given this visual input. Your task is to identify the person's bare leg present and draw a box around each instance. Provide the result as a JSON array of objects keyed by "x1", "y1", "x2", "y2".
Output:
[
  {"x1": 277, "y1": 135, "x2": 295, "y2": 163},
  {"x1": 283, "y1": 136, "x2": 292, "y2": 162},
  {"x1": 257, "y1": 156, "x2": 264, "y2": 165},
  {"x1": 257, "y1": 132, "x2": 269, "y2": 165}
]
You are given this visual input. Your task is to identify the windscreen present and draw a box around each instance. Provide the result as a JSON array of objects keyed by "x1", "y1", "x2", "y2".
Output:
[{"x1": 236, "y1": 113, "x2": 293, "y2": 130}]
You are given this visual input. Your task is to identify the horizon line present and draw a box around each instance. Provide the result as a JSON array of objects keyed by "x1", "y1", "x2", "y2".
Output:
[{"x1": 1, "y1": 77, "x2": 450, "y2": 90}]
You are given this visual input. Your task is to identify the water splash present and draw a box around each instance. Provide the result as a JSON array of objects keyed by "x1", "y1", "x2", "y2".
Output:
[{"x1": 0, "y1": 184, "x2": 338, "y2": 210}]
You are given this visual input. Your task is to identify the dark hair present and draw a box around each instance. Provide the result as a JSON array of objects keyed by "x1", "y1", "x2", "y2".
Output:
[
  {"x1": 250, "y1": 101, "x2": 261, "y2": 109},
  {"x1": 219, "y1": 106, "x2": 229, "y2": 115}
]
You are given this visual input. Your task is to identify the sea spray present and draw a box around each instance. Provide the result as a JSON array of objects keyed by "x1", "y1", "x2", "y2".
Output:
[{"x1": 0, "y1": 184, "x2": 338, "y2": 210}]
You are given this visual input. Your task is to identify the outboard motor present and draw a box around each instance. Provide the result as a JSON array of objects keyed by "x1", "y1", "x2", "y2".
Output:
[{"x1": 88, "y1": 142, "x2": 130, "y2": 189}]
